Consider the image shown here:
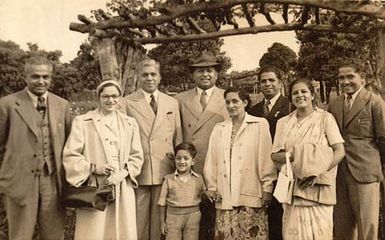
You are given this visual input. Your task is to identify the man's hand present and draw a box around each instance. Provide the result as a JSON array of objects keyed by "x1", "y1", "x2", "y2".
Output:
[{"x1": 161, "y1": 221, "x2": 168, "y2": 235}]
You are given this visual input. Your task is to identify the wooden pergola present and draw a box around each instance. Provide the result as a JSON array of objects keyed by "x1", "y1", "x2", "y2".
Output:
[{"x1": 69, "y1": 0, "x2": 385, "y2": 96}]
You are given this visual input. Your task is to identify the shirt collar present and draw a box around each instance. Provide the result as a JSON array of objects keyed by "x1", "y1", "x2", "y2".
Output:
[
  {"x1": 141, "y1": 89, "x2": 159, "y2": 104},
  {"x1": 26, "y1": 89, "x2": 48, "y2": 108},
  {"x1": 345, "y1": 86, "x2": 362, "y2": 103},
  {"x1": 196, "y1": 86, "x2": 214, "y2": 98},
  {"x1": 173, "y1": 169, "x2": 199, "y2": 179},
  {"x1": 266, "y1": 92, "x2": 281, "y2": 109}
]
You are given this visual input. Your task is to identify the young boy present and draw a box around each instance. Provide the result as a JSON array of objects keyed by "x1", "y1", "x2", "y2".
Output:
[{"x1": 158, "y1": 142, "x2": 206, "y2": 240}]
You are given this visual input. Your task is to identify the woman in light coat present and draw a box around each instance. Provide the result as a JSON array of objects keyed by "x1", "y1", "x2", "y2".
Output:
[
  {"x1": 63, "y1": 80, "x2": 144, "y2": 240},
  {"x1": 204, "y1": 86, "x2": 277, "y2": 239}
]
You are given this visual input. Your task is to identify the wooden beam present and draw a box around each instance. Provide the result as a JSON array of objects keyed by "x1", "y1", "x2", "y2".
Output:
[
  {"x1": 135, "y1": 23, "x2": 361, "y2": 44},
  {"x1": 241, "y1": 4, "x2": 255, "y2": 27},
  {"x1": 69, "y1": 0, "x2": 385, "y2": 34},
  {"x1": 186, "y1": 17, "x2": 207, "y2": 33}
]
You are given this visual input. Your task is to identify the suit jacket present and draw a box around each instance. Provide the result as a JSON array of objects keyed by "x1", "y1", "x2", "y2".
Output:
[
  {"x1": 123, "y1": 90, "x2": 182, "y2": 185},
  {"x1": 176, "y1": 86, "x2": 229, "y2": 174},
  {"x1": 248, "y1": 95, "x2": 293, "y2": 140},
  {"x1": 0, "y1": 89, "x2": 71, "y2": 206},
  {"x1": 328, "y1": 88, "x2": 385, "y2": 182}
]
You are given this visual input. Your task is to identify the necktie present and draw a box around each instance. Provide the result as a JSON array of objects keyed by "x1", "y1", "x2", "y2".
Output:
[
  {"x1": 150, "y1": 94, "x2": 157, "y2": 114},
  {"x1": 37, "y1": 96, "x2": 46, "y2": 112},
  {"x1": 200, "y1": 91, "x2": 208, "y2": 112},
  {"x1": 343, "y1": 94, "x2": 352, "y2": 121},
  {"x1": 263, "y1": 99, "x2": 271, "y2": 116},
  {"x1": 344, "y1": 94, "x2": 353, "y2": 112}
]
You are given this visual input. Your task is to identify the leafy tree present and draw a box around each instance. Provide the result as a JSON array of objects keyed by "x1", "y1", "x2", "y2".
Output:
[
  {"x1": 69, "y1": 41, "x2": 102, "y2": 93},
  {"x1": 295, "y1": 16, "x2": 378, "y2": 103},
  {"x1": 148, "y1": 39, "x2": 231, "y2": 92},
  {"x1": 0, "y1": 40, "x2": 27, "y2": 97},
  {"x1": 259, "y1": 42, "x2": 297, "y2": 75}
]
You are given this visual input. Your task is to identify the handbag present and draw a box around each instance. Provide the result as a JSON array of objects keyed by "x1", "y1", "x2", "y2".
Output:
[
  {"x1": 63, "y1": 165, "x2": 115, "y2": 211},
  {"x1": 273, "y1": 152, "x2": 294, "y2": 204}
]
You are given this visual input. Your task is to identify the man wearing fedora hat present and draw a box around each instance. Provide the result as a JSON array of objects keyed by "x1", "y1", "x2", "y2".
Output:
[{"x1": 176, "y1": 51, "x2": 229, "y2": 240}]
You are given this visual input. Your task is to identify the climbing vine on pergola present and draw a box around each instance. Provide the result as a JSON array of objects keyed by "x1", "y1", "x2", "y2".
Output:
[{"x1": 69, "y1": 0, "x2": 385, "y2": 96}]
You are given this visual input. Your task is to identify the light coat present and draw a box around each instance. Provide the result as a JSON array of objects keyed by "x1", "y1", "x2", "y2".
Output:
[
  {"x1": 123, "y1": 90, "x2": 182, "y2": 185},
  {"x1": 204, "y1": 113, "x2": 277, "y2": 210},
  {"x1": 0, "y1": 89, "x2": 71, "y2": 206},
  {"x1": 63, "y1": 109, "x2": 143, "y2": 187},
  {"x1": 176, "y1": 87, "x2": 229, "y2": 174},
  {"x1": 62, "y1": 109, "x2": 144, "y2": 240}
]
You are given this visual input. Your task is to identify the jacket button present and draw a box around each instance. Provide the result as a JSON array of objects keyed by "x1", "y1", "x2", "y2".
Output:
[
  {"x1": 33, "y1": 154, "x2": 37, "y2": 157},
  {"x1": 224, "y1": 174, "x2": 227, "y2": 178}
]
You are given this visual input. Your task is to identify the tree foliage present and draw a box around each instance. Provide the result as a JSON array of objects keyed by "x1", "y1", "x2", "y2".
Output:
[
  {"x1": 295, "y1": 15, "x2": 378, "y2": 102},
  {"x1": 0, "y1": 40, "x2": 26, "y2": 97},
  {"x1": 148, "y1": 39, "x2": 231, "y2": 92},
  {"x1": 0, "y1": 39, "x2": 101, "y2": 99},
  {"x1": 259, "y1": 42, "x2": 297, "y2": 74}
]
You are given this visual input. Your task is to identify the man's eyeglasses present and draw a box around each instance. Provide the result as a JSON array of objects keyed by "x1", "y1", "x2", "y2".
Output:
[{"x1": 100, "y1": 94, "x2": 120, "y2": 100}]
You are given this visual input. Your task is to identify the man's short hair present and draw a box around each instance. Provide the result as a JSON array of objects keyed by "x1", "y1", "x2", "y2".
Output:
[
  {"x1": 338, "y1": 60, "x2": 365, "y2": 78},
  {"x1": 258, "y1": 66, "x2": 282, "y2": 81},
  {"x1": 24, "y1": 55, "x2": 53, "y2": 72},
  {"x1": 136, "y1": 58, "x2": 160, "y2": 75}
]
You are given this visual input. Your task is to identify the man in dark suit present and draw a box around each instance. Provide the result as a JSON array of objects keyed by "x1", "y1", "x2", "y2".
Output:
[
  {"x1": 329, "y1": 61, "x2": 385, "y2": 240},
  {"x1": 248, "y1": 66, "x2": 292, "y2": 240},
  {"x1": 0, "y1": 56, "x2": 72, "y2": 240},
  {"x1": 176, "y1": 51, "x2": 229, "y2": 240},
  {"x1": 249, "y1": 66, "x2": 292, "y2": 140},
  {"x1": 123, "y1": 58, "x2": 182, "y2": 240}
]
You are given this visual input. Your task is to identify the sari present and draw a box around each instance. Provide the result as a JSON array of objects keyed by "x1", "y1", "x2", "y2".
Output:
[{"x1": 272, "y1": 108, "x2": 344, "y2": 240}]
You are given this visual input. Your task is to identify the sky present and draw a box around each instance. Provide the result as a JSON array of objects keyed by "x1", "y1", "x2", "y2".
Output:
[{"x1": 0, "y1": 0, "x2": 299, "y2": 72}]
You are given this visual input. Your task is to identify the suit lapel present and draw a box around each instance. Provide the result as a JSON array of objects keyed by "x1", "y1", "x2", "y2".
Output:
[
  {"x1": 151, "y1": 92, "x2": 167, "y2": 135},
  {"x1": 344, "y1": 89, "x2": 371, "y2": 127},
  {"x1": 268, "y1": 96, "x2": 284, "y2": 118},
  {"x1": 14, "y1": 90, "x2": 38, "y2": 137},
  {"x1": 334, "y1": 96, "x2": 344, "y2": 130},
  {"x1": 47, "y1": 93, "x2": 59, "y2": 139},
  {"x1": 194, "y1": 87, "x2": 224, "y2": 132},
  {"x1": 183, "y1": 89, "x2": 202, "y2": 120},
  {"x1": 129, "y1": 91, "x2": 155, "y2": 123},
  {"x1": 127, "y1": 91, "x2": 155, "y2": 138}
]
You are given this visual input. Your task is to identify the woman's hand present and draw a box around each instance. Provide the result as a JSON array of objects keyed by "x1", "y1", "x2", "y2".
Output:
[
  {"x1": 105, "y1": 170, "x2": 129, "y2": 185},
  {"x1": 298, "y1": 175, "x2": 318, "y2": 189},
  {"x1": 204, "y1": 190, "x2": 222, "y2": 203},
  {"x1": 262, "y1": 192, "x2": 272, "y2": 208},
  {"x1": 94, "y1": 163, "x2": 116, "y2": 176}
]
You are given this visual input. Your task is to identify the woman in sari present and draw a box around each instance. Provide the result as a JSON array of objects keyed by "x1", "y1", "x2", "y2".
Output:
[
  {"x1": 204, "y1": 86, "x2": 277, "y2": 239},
  {"x1": 63, "y1": 80, "x2": 144, "y2": 240},
  {"x1": 271, "y1": 79, "x2": 345, "y2": 240}
]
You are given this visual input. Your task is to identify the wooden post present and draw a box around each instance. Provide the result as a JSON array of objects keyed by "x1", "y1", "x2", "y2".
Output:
[
  {"x1": 377, "y1": 27, "x2": 385, "y2": 98},
  {"x1": 121, "y1": 47, "x2": 146, "y2": 96},
  {"x1": 96, "y1": 38, "x2": 120, "y2": 84}
]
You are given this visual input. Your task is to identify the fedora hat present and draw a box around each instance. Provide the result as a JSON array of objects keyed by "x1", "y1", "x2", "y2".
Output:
[{"x1": 189, "y1": 51, "x2": 222, "y2": 71}]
